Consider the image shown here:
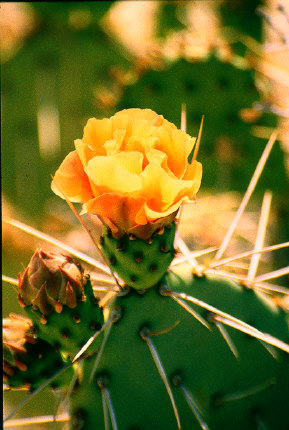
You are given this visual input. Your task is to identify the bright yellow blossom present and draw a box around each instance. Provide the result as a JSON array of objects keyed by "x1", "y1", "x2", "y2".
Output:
[{"x1": 52, "y1": 108, "x2": 202, "y2": 239}]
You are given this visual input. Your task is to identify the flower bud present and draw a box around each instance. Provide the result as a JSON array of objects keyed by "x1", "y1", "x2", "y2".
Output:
[
  {"x1": 3, "y1": 313, "x2": 73, "y2": 389},
  {"x1": 18, "y1": 250, "x2": 84, "y2": 315},
  {"x1": 3, "y1": 314, "x2": 35, "y2": 380}
]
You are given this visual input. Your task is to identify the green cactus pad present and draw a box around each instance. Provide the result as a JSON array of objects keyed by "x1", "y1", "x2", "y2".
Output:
[
  {"x1": 100, "y1": 223, "x2": 177, "y2": 290},
  {"x1": 70, "y1": 263, "x2": 289, "y2": 429},
  {"x1": 23, "y1": 278, "x2": 104, "y2": 360},
  {"x1": 4, "y1": 337, "x2": 72, "y2": 391}
]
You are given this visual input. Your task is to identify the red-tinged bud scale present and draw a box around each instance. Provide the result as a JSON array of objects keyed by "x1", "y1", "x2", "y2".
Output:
[
  {"x1": 3, "y1": 314, "x2": 35, "y2": 370},
  {"x1": 18, "y1": 250, "x2": 84, "y2": 315},
  {"x1": 3, "y1": 314, "x2": 73, "y2": 390}
]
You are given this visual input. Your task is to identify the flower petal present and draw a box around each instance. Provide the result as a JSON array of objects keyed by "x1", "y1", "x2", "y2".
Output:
[
  {"x1": 75, "y1": 139, "x2": 96, "y2": 168},
  {"x1": 85, "y1": 193, "x2": 146, "y2": 238},
  {"x1": 51, "y1": 150, "x2": 93, "y2": 202},
  {"x1": 182, "y1": 160, "x2": 203, "y2": 198},
  {"x1": 155, "y1": 125, "x2": 196, "y2": 178},
  {"x1": 104, "y1": 129, "x2": 127, "y2": 155},
  {"x1": 85, "y1": 154, "x2": 143, "y2": 195},
  {"x1": 82, "y1": 117, "x2": 113, "y2": 153},
  {"x1": 145, "y1": 148, "x2": 170, "y2": 175},
  {"x1": 109, "y1": 152, "x2": 144, "y2": 174},
  {"x1": 141, "y1": 160, "x2": 199, "y2": 213},
  {"x1": 143, "y1": 198, "x2": 191, "y2": 222},
  {"x1": 113, "y1": 108, "x2": 161, "y2": 123},
  {"x1": 113, "y1": 110, "x2": 159, "y2": 154}
]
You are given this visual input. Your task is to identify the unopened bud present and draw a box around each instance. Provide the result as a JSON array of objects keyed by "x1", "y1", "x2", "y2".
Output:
[{"x1": 18, "y1": 250, "x2": 84, "y2": 315}]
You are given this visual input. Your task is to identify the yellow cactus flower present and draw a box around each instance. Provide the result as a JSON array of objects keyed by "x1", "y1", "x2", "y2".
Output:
[{"x1": 51, "y1": 108, "x2": 202, "y2": 239}]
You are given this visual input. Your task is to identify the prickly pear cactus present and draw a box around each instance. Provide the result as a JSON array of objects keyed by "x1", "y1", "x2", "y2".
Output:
[
  {"x1": 3, "y1": 108, "x2": 289, "y2": 430},
  {"x1": 69, "y1": 268, "x2": 289, "y2": 429}
]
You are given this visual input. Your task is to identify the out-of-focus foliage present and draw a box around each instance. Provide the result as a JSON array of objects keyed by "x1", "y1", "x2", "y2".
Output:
[
  {"x1": 31, "y1": 1, "x2": 114, "y2": 24},
  {"x1": 155, "y1": 1, "x2": 187, "y2": 37},
  {"x1": 2, "y1": 1, "x2": 128, "y2": 224},
  {"x1": 220, "y1": 0, "x2": 262, "y2": 40}
]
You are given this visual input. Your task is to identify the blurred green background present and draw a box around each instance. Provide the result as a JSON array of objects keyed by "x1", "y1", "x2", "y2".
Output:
[{"x1": 2, "y1": 1, "x2": 289, "y2": 427}]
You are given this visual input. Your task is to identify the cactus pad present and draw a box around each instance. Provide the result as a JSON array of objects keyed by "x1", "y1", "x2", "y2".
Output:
[
  {"x1": 70, "y1": 263, "x2": 289, "y2": 429},
  {"x1": 100, "y1": 222, "x2": 177, "y2": 290}
]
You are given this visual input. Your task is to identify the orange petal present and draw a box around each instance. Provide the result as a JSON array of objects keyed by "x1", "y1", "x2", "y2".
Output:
[
  {"x1": 127, "y1": 135, "x2": 157, "y2": 155},
  {"x1": 143, "y1": 196, "x2": 192, "y2": 222},
  {"x1": 182, "y1": 160, "x2": 203, "y2": 198},
  {"x1": 82, "y1": 117, "x2": 113, "y2": 153},
  {"x1": 113, "y1": 108, "x2": 161, "y2": 123},
  {"x1": 141, "y1": 160, "x2": 198, "y2": 213},
  {"x1": 74, "y1": 139, "x2": 96, "y2": 168},
  {"x1": 113, "y1": 110, "x2": 159, "y2": 154},
  {"x1": 155, "y1": 125, "x2": 196, "y2": 178},
  {"x1": 51, "y1": 150, "x2": 93, "y2": 202},
  {"x1": 74, "y1": 140, "x2": 102, "y2": 198},
  {"x1": 145, "y1": 148, "x2": 171, "y2": 176},
  {"x1": 85, "y1": 194, "x2": 146, "y2": 237},
  {"x1": 124, "y1": 122, "x2": 157, "y2": 154}
]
